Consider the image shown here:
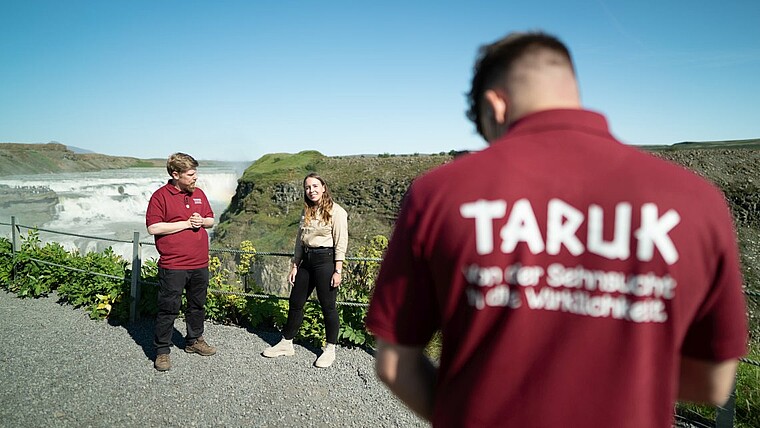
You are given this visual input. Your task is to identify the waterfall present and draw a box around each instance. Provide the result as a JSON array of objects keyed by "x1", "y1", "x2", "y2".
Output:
[{"x1": 0, "y1": 165, "x2": 241, "y2": 263}]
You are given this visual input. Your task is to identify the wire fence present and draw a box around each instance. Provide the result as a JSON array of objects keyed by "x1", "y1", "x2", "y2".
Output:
[
  {"x1": 28, "y1": 257, "x2": 127, "y2": 281},
  {"x1": 2, "y1": 217, "x2": 758, "y2": 340},
  {"x1": 0, "y1": 219, "x2": 375, "y2": 309}
]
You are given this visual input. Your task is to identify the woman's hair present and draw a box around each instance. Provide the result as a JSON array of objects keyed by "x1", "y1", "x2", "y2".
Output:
[
  {"x1": 166, "y1": 152, "x2": 199, "y2": 176},
  {"x1": 302, "y1": 172, "x2": 334, "y2": 225}
]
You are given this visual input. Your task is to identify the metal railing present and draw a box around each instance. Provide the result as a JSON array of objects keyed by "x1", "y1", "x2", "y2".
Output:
[{"x1": 0, "y1": 217, "x2": 379, "y2": 323}]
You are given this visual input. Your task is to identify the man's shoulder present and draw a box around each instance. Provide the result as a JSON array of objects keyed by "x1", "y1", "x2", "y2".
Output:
[{"x1": 149, "y1": 182, "x2": 172, "y2": 199}]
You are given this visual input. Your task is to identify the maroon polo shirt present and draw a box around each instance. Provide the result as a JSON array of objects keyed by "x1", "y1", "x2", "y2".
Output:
[
  {"x1": 146, "y1": 182, "x2": 214, "y2": 269},
  {"x1": 366, "y1": 109, "x2": 747, "y2": 428}
]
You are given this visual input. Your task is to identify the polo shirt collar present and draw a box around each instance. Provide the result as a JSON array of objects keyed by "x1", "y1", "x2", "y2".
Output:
[
  {"x1": 164, "y1": 180, "x2": 186, "y2": 196},
  {"x1": 503, "y1": 108, "x2": 610, "y2": 140}
]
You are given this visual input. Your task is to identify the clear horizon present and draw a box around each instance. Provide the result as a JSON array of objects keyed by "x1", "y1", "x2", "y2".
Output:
[
  {"x1": 2, "y1": 1, "x2": 759, "y2": 161},
  {"x1": 7, "y1": 138, "x2": 760, "y2": 164}
]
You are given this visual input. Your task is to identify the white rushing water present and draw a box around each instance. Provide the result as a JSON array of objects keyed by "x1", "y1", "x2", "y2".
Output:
[{"x1": 0, "y1": 164, "x2": 244, "y2": 263}]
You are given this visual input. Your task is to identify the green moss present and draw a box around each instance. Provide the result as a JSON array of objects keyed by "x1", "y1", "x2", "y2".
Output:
[{"x1": 240, "y1": 150, "x2": 326, "y2": 183}]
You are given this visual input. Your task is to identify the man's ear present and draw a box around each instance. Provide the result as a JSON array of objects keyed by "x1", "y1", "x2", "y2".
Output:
[
  {"x1": 483, "y1": 89, "x2": 509, "y2": 125},
  {"x1": 171, "y1": 170, "x2": 180, "y2": 180}
]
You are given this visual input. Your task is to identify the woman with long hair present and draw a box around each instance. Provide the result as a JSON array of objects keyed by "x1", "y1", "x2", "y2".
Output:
[{"x1": 262, "y1": 172, "x2": 348, "y2": 368}]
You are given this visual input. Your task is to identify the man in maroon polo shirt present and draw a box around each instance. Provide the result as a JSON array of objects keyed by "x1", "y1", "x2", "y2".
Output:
[
  {"x1": 147, "y1": 152, "x2": 216, "y2": 371},
  {"x1": 366, "y1": 31, "x2": 748, "y2": 427}
]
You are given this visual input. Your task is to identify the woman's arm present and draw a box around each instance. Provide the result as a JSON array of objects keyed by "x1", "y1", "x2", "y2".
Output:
[
  {"x1": 331, "y1": 205, "x2": 348, "y2": 287},
  {"x1": 332, "y1": 204, "x2": 349, "y2": 261}
]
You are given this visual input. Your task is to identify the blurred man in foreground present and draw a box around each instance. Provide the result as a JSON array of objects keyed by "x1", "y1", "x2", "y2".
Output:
[{"x1": 366, "y1": 31, "x2": 747, "y2": 427}]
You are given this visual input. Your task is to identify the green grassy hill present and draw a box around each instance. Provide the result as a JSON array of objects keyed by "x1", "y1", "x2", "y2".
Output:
[{"x1": 0, "y1": 142, "x2": 163, "y2": 176}]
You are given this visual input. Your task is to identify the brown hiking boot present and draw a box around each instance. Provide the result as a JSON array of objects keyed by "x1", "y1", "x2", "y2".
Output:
[
  {"x1": 185, "y1": 337, "x2": 216, "y2": 356},
  {"x1": 154, "y1": 354, "x2": 171, "y2": 371}
]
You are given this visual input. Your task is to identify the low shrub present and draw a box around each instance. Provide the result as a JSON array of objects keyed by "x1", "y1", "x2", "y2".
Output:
[{"x1": 0, "y1": 231, "x2": 131, "y2": 321}]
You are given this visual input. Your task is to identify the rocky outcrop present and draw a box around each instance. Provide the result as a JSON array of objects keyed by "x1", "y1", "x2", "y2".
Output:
[
  {"x1": 0, "y1": 184, "x2": 59, "y2": 226},
  {"x1": 248, "y1": 256, "x2": 293, "y2": 296}
]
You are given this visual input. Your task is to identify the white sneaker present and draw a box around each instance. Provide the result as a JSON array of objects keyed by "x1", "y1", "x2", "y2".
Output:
[
  {"x1": 262, "y1": 338, "x2": 295, "y2": 358},
  {"x1": 314, "y1": 344, "x2": 336, "y2": 368}
]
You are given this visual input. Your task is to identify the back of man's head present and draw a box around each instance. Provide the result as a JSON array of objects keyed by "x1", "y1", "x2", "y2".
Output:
[{"x1": 467, "y1": 31, "x2": 578, "y2": 139}]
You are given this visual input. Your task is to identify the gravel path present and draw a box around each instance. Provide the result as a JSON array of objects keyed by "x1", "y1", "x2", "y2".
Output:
[{"x1": 0, "y1": 290, "x2": 426, "y2": 427}]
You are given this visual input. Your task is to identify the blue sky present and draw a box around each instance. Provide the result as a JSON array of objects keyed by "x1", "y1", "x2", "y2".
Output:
[{"x1": 1, "y1": 1, "x2": 759, "y2": 161}]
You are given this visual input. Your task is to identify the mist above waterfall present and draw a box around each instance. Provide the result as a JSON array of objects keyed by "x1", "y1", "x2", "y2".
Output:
[{"x1": 0, "y1": 165, "x2": 240, "y2": 262}]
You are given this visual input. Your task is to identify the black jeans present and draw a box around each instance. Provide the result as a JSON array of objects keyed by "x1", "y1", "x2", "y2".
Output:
[
  {"x1": 283, "y1": 249, "x2": 339, "y2": 344},
  {"x1": 154, "y1": 267, "x2": 209, "y2": 355}
]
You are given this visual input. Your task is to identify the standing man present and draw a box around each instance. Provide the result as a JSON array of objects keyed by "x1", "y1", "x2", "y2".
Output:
[
  {"x1": 147, "y1": 152, "x2": 216, "y2": 372},
  {"x1": 366, "y1": 31, "x2": 748, "y2": 427}
]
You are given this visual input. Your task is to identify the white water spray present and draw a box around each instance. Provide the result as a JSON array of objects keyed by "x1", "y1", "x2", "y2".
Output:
[{"x1": 0, "y1": 166, "x2": 241, "y2": 264}]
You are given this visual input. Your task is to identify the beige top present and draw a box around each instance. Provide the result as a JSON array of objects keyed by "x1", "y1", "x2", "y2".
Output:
[{"x1": 292, "y1": 202, "x2": 348, "y2": 264}]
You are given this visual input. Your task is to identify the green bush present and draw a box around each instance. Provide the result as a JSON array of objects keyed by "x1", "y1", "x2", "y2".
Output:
[
  {"x1": 0, "y1": 231, "x2": 130, "y2": 321},
  {"x1": 0, "y1": 237, "x2": 15, "y2": 287},
  {"x1": 244, "y1": 295, "x2": 287, "y2": 330},
  {"x1": 6, "y1": 231, "x2": 49, "y2": 297},
  {"x1": 734, "y1": 347, "x2": 760, "y2": 428},
  {"x1": 136, "y1": 258, "x2": 159, "y2": 316},
  {"x1": 335, "y1": 235, "x2": 387, "y2": 347}
]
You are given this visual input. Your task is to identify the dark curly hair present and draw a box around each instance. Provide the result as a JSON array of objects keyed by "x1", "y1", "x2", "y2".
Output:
[{"x1": 465, "y1": 31, "x2": 574, "y2": 139}]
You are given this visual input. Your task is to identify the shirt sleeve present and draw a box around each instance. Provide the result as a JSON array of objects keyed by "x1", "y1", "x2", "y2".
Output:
[
  {"x1": 146, "y1": 191, "x2": 165, "y2": 227},
  {"x1": 681, "y1": 202, "x2": 748, "y2": 361},
  {"x1": 366, "y1": 187, "x2": 440, "y2": 346},
  {"x1": 332, "y1": 204, "x2": 348, "y2": 261}
]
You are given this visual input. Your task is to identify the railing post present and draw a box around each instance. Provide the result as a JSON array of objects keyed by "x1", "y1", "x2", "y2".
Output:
[
  {"x1": 11, "y1": 216, "x2": 19, "y2": 252},
  {"x1": 715, "y1": 378, "x2": 737, "y2": 428},
  {"x1": 129, "y1": 231, "x2": 141, "y2": 323},
  {"x1": 11, "y1": 216, "x2": 18, "y2": 284}
]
